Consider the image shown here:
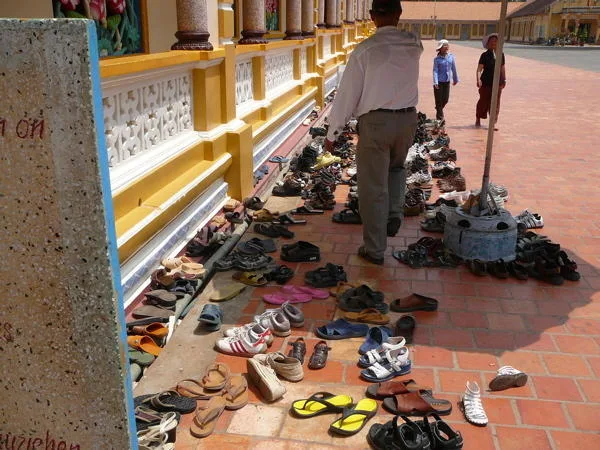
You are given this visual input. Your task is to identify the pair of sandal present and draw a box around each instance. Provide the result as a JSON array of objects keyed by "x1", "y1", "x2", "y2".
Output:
[
  {"x1": 368, "y1": 414, "x2": 463, "y2": 450},
  {"x1": 254, "y1": 223, "x2": 294, "y2": 239},
  {"x1": 367, "y1": 379, "x2": 452, "y2": 416},
  {"x1": 264, "y1": 265, "x2": 294, "y2": 284},
  {"x1": 175, "y1": 363, "x2": 248, "y2": 438},
  {"x1": 338, "y1": 284, "x2": 388, "y2": 314},
  {"x1": 304, "y1": 262, "x2": 347, "y2": 287},
  {"x1": 291, "y1": 392, "x2": 378, "y2": 436}
]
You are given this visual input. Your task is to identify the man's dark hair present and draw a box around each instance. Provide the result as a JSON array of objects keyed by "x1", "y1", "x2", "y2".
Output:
[{"x1": 370, "y1": 0, "x2": 402, "y2": 15}]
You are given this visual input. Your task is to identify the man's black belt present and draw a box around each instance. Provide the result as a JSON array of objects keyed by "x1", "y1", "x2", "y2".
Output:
[{"x1": 374, "y1": 107, "x2": 416, "y2": 113}]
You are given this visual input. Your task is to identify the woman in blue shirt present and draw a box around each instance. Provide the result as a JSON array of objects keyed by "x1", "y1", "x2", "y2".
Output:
[{"x1": 433, "y1": 39, "x2": 459, "y2": 120}]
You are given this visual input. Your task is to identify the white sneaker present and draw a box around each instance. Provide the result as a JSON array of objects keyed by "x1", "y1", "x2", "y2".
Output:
[
  {"x1": 515, "y1": 209, "x2": 544, "y2": 229},
  {"x1": 489, "y1": 365, "x2": 528, "y2": 391},
  {"x1": 406, "y1": 171, "x2": 432, "y2": 186},
  {"x1": 216, "y1": 323, "x2": 269, "y2": 357},
  {"x1": 461, "y1": 381, "x2": 488, "y2": 426},
  {"x1": 255, "y1": 310, "x2": 291, "y2": 337},
  {"x1": 247, "y1": 354, "x2": 287, "y2": 402},
  {"x1": 223, "y1": 322, "x2": 274, "y2": 346}
]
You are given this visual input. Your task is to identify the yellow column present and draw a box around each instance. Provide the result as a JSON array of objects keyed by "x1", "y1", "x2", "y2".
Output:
[
  {"x1": 218, "y1": 0, "x2": 235, "y2": 46},
  {"x1": 192, "y1": 64, "x2": 223, "y2": 131},
  {"x1": 293, "y1": 48, "x2": 302, "y2": 80},
  {"x1": 225, "y1": 124, "x2": 254, "y2": 200},
  {"x1": 221, "y1": 43, "x2": 237, "y2": 123},
  {"x1": 252, "y1": 56, "x2": 266, "y2": 100}
]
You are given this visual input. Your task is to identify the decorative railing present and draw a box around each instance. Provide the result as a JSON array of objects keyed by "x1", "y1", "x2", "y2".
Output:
[
  {"x1": 235, "y1": 58, "x2": 254, "y2": 107},
  {"x1": 102, "y1": 67, "x2": 193, "y2": 168},
  {"x1": 301, "y1": 48, "x2": 308, "y2": 75},
  {"x1": 265, "y1": 50, "x2": 294, "y2": 95},
  {"x1": 322, "y1": 35, "x2": 332, "y2": 58}
]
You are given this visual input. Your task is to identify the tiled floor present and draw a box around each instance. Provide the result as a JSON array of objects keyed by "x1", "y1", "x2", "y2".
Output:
[{"x1": 157, "y1": 41, "x2": 600, "y2": 449}]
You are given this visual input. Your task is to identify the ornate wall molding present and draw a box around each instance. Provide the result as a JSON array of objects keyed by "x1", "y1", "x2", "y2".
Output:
[
  {"x1": 265, "y1": 50, "x2": 295, "y2": 94},
  {"x1": 235, "y1": 58, "x2": 254, "y2": 106},
  {"x1": 102, "y1": 67, "x2": 193, "y2": 169},
  {"x1": 301, "y1": 48, "x2": 308, "y2": 75}
]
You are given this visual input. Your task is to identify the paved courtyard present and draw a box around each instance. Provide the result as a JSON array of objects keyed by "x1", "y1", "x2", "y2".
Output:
[{"x1": 143, "y1": 40, "x2": 600, "y2": 449}]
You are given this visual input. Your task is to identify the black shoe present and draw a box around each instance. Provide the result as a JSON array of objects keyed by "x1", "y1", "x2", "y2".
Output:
[
  {"x1": 387, "y1": 217, "x2": 402, "y2": 237},
  {"x1": 358, "y1": 246, "x2": 384, "y2": 265}
]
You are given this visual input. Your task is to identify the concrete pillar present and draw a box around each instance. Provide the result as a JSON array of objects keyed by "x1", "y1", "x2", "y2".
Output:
[
  {"x1": 317, "y1": 0, "x2": 326, "y2": 28},
  {"x1": 239, "y1": 0, "x2": 267, "y2": 44},
  {"x1": 326, "y1": 0, "x2": 336, "y2": 27},
  {"x1": 172, "y1": 0, "x2": 213, "y2": 50},
  {"x1": 345, "y1": 0, "x2": 355, "y2": 23},
  {"x1": 286, "y1": 0, "x2": 303, "y2": 39},
  {"x1": 302, "y1": 0, "x2": 316, "y2": 36}
]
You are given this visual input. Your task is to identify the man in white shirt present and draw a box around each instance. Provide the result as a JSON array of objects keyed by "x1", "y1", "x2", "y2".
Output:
[{"x1": 325, "y1": 0, "x2": 423, "y2": 265}]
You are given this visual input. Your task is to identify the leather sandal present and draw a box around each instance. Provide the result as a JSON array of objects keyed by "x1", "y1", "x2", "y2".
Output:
[
  {"x1": 382, "y1": 390, "x2": 452, "y2": 416},
  {"x1": 288, "y1": 337, "x2": 307, "y2": 364},
  {"x1": 308, "y1": 340, "x2": 331, "y2": 370}
]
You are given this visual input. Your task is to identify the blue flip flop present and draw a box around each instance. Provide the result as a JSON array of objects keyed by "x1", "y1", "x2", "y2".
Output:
[
  {"x1": 315, "y1": 318, "x2": 369, "y2": 340},
  {"x1": 198, "y1": 304, "x2": 223, "y2": 331},
  {"x1": 359, "y1": 326, "x2": 393, "y2": 355},
  {"x1": 269, "y1": 155, "x2": 289, "y2": 163}
]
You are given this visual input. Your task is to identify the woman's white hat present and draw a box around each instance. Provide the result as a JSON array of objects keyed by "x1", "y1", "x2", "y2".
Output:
[
  {"x1": 436, "y1": 39, "x2": 449, "y2": 51},
  {"x1": 482, "y1": 33, "x2": 498, "y2": 49}
]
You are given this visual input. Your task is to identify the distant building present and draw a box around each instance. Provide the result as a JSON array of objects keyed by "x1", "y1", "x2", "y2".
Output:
[
  {"x1": 398, "y1": 1, "x2": 525, "y2": 40},
  {"x1": 507, "y1": 0, "x2": 600, "y2": 43}
]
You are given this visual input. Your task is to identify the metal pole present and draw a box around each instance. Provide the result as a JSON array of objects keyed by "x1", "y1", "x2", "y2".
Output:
[{"x1": 478, "y1": 0, "x2": 508, "y2": 214}]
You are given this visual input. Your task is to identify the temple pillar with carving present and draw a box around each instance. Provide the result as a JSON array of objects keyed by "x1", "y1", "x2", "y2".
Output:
[
  {"x1": 344, "y1": 0, "x2": 354, "y2": 23},
  {"x1": 239, "y1": 0, "x2": 267, "y2": 44},
  {"x1": 302, "y1": 0, "x2": 316, "y2": 36},
  {"x1": 171, "y1": 0, "x2": 213, "y2": 50},
  {"x1": 286, "y1": 0, "x2": 303, "y2": 39}
]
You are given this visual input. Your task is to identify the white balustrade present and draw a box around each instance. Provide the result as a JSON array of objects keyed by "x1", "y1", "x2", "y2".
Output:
[
  {"x1": 235, "y1": 58, "x2": 254, "y2": 106},
  {"x1": 301, "y1": 48, "x2": 308, "y2": 75},
  {"x1": 265, "y1": 50, "x2": 294, "y2": 94}
]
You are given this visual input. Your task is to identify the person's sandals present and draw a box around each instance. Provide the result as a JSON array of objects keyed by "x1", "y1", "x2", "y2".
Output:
[
  {"x1": 328, "y1": 398, "x2": 378, "y2": 436},
  {"x1": 390, "y1": 293, "x2": 438, "y2": 312},
  {"x1": 127, "y1": 335, "x2": 163, "y2": 356},
  {"x1": 360, "y1": 347, "x2": 412, "y2": 382},
  {"x1": 232, "y1": 271, "x2": 268, "y2": 286},
  {"x1": 222, "y1": 375, "x2": 249, "y2": 410},
  {"x1": 460, "y1": 381, "x2": 488, "y2": 426},
  {"x1": 344, "y1": 308, "x2": 390, "y2": 325},
  {"x1": 197, "y1": 304, "x2": 223, "y2": 331},
  {"x1": 315, "y1": 318, "x2": 369, "y2": 340},
  {"x1": 281, "y1": 241, "x2": 320, "y2": 262},
  {"x1": 382, "y1": 390, "x2": 452, "y2": 416},
  {"x1": 139, "y1": 390, "x2": 197, "y2": 414},
  {"x1": 308, "y1": 340, "x2": 331, "y2": 370},
  {"x1": 489, "y1": 366, "x2": 528, "y2": 391},
  {"x1": 264, "y1": 265, "x2": 295, "y2": 284},
  {"x1": 291, "y1": 392, "x2": 353, "y2": 418},
  {"x1": 273, "y1": 213, "x2": 306, "y2": 225},
  {"x1": 254, "y1": 223, "x2": 295, "y2": 239},
  {"x1": 415, "y1": 413, "x2": 464, "y2": 449},
  {"x1": 189, "y1": 396, "x2": 227, "y2": 438},
  {"x1": 358, "y1": 336, "x2": 406, "y2": 368},
  {"x1": 288, "y1": 337, "x2": 307, "y2": 364},
  {"x1": 366, "y1": 378, "x2": 430, "y2": 399},
  {"x1": 200, "y1": 362, "x2": 231, "y2": 390},
  {"x1": 305, "y1": 263, "x2": 347, "y2": 287},
  {"x1": 367, "y1": 415, "x2": 430, "y2": 450}
]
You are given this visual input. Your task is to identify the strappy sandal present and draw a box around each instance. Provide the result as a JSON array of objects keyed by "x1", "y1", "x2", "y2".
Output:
[
  {"x1": 232, "y1": 271, "x2": 268, "y2": 286},
  {"x1": 273, "y1": 213, "x2": 306, "y2": 225},
  {"x1": 304, "y1": 263, "x2": 347, "y2": 287},
  {"x1": 368, "y1": 415, "x2": 429, "y2": 450},
  {"x1": 291, "y1": 392, "x2": 353, "y2": 418},
  {"x1": 190, "y1": 396, "x2": 227, "y2": 438},
  {"x1": 415, "y1": 413, "x2": 464, "y2": 448},
  {"x1": 176, "y1": 379, "x2": 224, "y2": 399},
  {"x1": 366, "y1": 379, "x2": 431, "y2": 399}
]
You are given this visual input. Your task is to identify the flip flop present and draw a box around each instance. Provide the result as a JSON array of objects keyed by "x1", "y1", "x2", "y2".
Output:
[
  {"x1": 281, "y1": 285, "x2": 329, "y2": 299},
  {"x1": 291, "y1": 392, "x2": 353, "y2": 418},
  {"x1": 268, "y1": 155, "x2": 289, "y2": 163},
  {"x1": 329, "y1": 398, "x2": 378, "y2": 436},
  {"x1": 382, "y1": 390, "x2": 452, "y2": 416},
  {"x1": 262, "y1": 292, "x2": 312, "y2": 305},
  {"x1": 232, "y1": 271, "x2": 268, "y2": 286},
  {"x1": 221, "y1": 375, "x2": 249, "y2": 410},
  {"x1": 315, "y1": 319, "x2": 369, "y2": 340},
  {"x1": 129, "y1": 322, "x2": 169, "y2": 339},
  {"x1": 209, "y1": 282, "x2": 246, "y2": 302},
  {"x1": 143, "y1": 290, "x2": 180, "y2": 307},
  {"x1": 127, "y1": 335, "x2": 162, "y2": 356},
  {"x1": 131, "y1": 304, "x2": 174, "y2": 320},
  {"x1": 344, "y1": 308, "x2": 390, "y2": 325},
  {"x1": 273, "y1": 213, "x2": 306, "y2": 225},
  {"x1": 201, "y1": 362, "x2": 231, "y2": 390},
  {"x1": 190, "y1": 396, "x2": 227, "y2": 438},
  {"x1": 176, "y1": 379, "x2": 224, "y2": 399}
]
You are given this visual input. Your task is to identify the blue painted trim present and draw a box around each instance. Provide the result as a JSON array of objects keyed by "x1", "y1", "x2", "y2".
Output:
[{"x1": 86, "y1": 20, "x2": 139, "y2": 450}]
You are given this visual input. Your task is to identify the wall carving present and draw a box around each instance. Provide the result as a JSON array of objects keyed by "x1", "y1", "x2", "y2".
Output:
[
  {"x1": 235, "y1": 59, "x2": 254, "y2": 106},
  {"x1": 265, "y1": 51, "x2": 294, "y2": 93}
]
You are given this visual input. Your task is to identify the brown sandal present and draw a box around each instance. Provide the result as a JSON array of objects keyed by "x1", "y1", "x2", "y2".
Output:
[
  {"x1": 221, "y1": 375, "x2": 249, "y2": 410},
  {"x1": 202, "y1": 362, "x2": 231, "y2": 390},
  {"x1": 176, "y1": 379, "x2": 223, "y2": 399},
  {"x1": 190, "y1": 396, "x2": 227, "y2": 438},
  {"x1": 382, "y1": 390, "x2": 452, "y2": 416},
  {"x1": 366, "y1": 379, "x2": 431, "y2": 399},
  {"x1": 344, "y1": 308, "x2": 390, "y2": 325}
]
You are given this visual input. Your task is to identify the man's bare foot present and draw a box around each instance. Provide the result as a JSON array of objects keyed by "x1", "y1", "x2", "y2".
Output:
[{"x1": 475, "y1": 119, "x2": 481, "y2": 128}]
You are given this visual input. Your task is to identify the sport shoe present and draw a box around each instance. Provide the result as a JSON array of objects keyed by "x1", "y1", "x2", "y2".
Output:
[
  {"x1": 489, "y1": 366, "x2": 528, "y2": 391},
  {"x1": 266, "y1": 301, "x2": 305, "y2": 328},
  {"x1": 247, "y1": 354, "x2": 287, "y2": 401},
  {"x1": 461, "y1": 381, "x2": 488, "y2": 426},
  {"x1": 255, "y1": 310, "x2": 291, "y2": 337},
  {"x1": 515, "y1": 209, "x2": 544, "y2": 229},
  {"x1": 429, "y1": 147, "x2": 457, "y2": 162},
  {"x1": 406, "y1": 171, "x2": 432, "y2": 187},
  {"x1": 216, "y1": 323, "x2": 268, "y2": 357},
  {"x1": 255, "y1": 352, "x2": 304, "y2": 382},
  {"x1": 224, "y1": 322, "x2": 274, "y2": 346}
]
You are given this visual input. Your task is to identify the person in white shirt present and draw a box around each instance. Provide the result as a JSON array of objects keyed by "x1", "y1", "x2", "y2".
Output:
[{"x1": 324, "y1": 0, "x2": 423, "y2": 265}]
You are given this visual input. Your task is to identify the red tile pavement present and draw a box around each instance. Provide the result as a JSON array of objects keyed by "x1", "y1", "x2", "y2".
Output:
[{"x1": 168, "y1": 41, "x2": 599, "y2": 449}]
